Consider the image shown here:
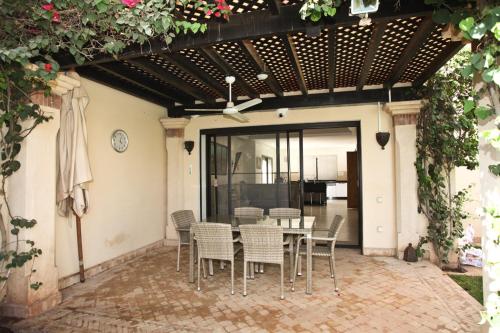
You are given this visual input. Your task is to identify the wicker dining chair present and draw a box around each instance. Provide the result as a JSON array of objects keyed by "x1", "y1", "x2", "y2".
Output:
[
  {"x1": 234, "y1": 207, "x2": 265, "y2": 274},
  {"x1": 269, "y1": 207, "x2": 301, "y2": 281},
  {"x1": 269, "y1": 208, "x2": 301, "y2": 219},
  {"x1": 192, "y1": 223, "x2": 242, "y2": 295},
  {"x1": 292, "y1": 215, "x2": 345, "y2": 293},
  {"x1": 170, "y1": 210, "x2": 196, "y2": 272},
  {"x1": 234, "y1": 207, "x2": 264, "y2": 218},
  {"x1": 239, "y1": 225, "x2": 287, "y2": 300}
]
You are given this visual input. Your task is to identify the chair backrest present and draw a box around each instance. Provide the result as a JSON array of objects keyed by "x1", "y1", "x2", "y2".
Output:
[
  {"x1": 269, "y1": 208, "x2": 301, "y2": 219},
  {"x1": 192, "y1": 223, "x2": 234, "y2": 261},
  {"x1": 239, "y1": 225, "x2": 283, "y2": 264},
  {"x1": 171, "y1": 210, "x2": 196, "y2": 230},
  {"x1": 234, "y1": 207, "x2": 264, "y2": 218},
  {"x1": 328, "y1": 215, "x2": 345, "y2": 239}
]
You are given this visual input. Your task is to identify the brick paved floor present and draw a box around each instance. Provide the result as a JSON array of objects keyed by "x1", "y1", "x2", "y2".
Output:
[{"x1": 8, "y1": 247, "x2": 481, "y2": 332}]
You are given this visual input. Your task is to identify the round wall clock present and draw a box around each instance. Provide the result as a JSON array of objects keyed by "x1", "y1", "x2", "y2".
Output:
[{"x1": 111, "y1": 129, "x2": 128, "y2": 153}]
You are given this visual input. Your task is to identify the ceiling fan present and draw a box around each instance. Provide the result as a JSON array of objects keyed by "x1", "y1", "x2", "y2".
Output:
[{"x1": 185, "y1": 76, "x2": 262, "y2": 123}]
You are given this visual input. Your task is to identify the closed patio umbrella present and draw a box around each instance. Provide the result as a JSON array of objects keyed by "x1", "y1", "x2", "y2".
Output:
[{"x1": 56, "y1": 71, "x2": 92, "y2": 282}]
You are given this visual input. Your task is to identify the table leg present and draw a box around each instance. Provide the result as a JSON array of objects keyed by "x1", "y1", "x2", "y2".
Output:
[
  {"x1": 189, "y1": 230, "x2": 194, "y2": 283},
  {"x1": 306, "y1": 235, "x2": 312, "y2": 294}
]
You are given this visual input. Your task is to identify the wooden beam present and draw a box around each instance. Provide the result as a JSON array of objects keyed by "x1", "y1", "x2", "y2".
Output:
[
  {"x1": 169, "y1": 87, "x2": 416, "y2": 117},
  {"x1": 78, "y1": 67, "x2": 173, "y2": 107},
  {"x1": 159, "y1": 53, "x2": 228, "y2": 98},
  {"x1": 387, "y1": 16, "x2": 436, "y2": 86},
  {"x1": 267, "y1": 0, "x2": 281, "y2": 15},
  {"x1": 281, "y1": 35, "x2": 308, "y2": 95},
  {"x1": 59, "y1": 1, "x2": 434, "y2": 68},
  {"x1": 127, "y1": 58, "x2": 215, "y2": 103},
  {"x1": 413, "y1": 41, "x2": 463, "y2": 86},
  {"x1": 328, "y1": 28, "x2": 336, "y2": 93},
  {"x1": 238, "y1": 40, "x2": 284, "y2": 97},
  {"x1": 198, "y1": 46, "x2": 259, "y2": 98},
  {"x1": 357, "y1": 22, "x2": 388, "y2": 91},
  {"x1": 94, "y1": 63, "x2": 190, "y2": 104}
]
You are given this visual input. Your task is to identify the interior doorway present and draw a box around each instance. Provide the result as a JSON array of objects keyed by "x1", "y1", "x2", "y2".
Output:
[
  {"x1": 200, "y1": 122, "x2": 362, "y2": 248},
  {"x1": 302, "y1": 128, "x2": 360, "y2": 247}
]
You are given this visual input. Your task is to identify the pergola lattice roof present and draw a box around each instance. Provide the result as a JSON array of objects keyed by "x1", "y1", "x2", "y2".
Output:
[{"x1": 67, "y1": 0, "x2": 463, "y2": 117}]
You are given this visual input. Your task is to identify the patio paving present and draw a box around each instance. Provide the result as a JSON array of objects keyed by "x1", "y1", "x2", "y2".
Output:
[{"x1": 8, "y1": 247, "x2": 481, "y2": 332}]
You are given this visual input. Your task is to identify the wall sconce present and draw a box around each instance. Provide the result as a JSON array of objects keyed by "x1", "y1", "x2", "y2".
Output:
[
  {"x1": 376, "y1": 101, "x2": 390, "y2": 150},
  {"x1": 184, "y1": 140, "x2": 194, "y2": 155},
  {"x1": 376, "y1": 132, "x2": 390, "y2": 150}
]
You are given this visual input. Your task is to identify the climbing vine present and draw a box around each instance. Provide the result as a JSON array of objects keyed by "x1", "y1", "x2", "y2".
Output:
[
  {"x1": 0, "y1": 0, "x2": 230, "y2": 299},
  {"x1": 415, "y1": 48, "x2": 479, "y2": 269}
]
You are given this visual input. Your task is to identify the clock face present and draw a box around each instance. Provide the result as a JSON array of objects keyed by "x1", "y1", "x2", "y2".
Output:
[{"x1": 111, "y1": 129, "x2": 128, "y2": 153}]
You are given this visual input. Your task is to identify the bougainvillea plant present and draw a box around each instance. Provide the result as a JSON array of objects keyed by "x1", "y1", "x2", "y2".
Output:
[
  {"x1": 0, "y1": 0, "x2": 231, "y2": 299},
  {"x1": 415, "y1": 48, "x2": 478, "y2": 270}
]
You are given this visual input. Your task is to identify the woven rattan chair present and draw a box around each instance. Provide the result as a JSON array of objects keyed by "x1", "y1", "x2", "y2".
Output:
[
  {"x1": 269, "y1": 207, "x2": 301, "y2": 281},
  {"x1": 240, "y1": 225, "x2": 287, "y2": 300},
  {"x1": 269, "y1": 208, "x2": 301, "y2": 219},
  {"x1": 234, "y1": 207, "x2": 265, "y2": 274},
  {"x1": 171, "y1": 210, "x2": 196, "y2": 272},
  {"x1": 292, "y1": 215, "x2": 345, "y2": 293},
  {"x1": 234, "y1": 207, "x2": 264, "y2": 218},
  {"x1": 193, "y1": 223, "x2": 242, "y2": 295}
]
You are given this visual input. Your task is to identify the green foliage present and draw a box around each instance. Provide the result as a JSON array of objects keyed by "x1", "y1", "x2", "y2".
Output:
[
  {"x1": 428, "y1": 1, "x2": 499, "y2": 327},
  {"x1": 415, "y1": 49, "x2": 478, "y2": 268},
  {"x1": 0, "y1": 0, "x2": 221, "y2": 298},
  {"x1": 299, "y1": 0, "x2": 339, "y2": 22}
]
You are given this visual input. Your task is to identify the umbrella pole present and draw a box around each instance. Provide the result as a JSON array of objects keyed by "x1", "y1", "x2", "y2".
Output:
[{"x1": 75, "y1": 213, "x2": 85, "y2": 282}]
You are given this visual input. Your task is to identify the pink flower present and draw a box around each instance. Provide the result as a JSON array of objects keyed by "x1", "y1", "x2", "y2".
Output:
[
  {"x1": 41, "y1": 3, "x2": 54, "y2": 11},
  {"x1": 44, "y1": 63, "x2": 52, "y2": 72},
  {"x1": 52, "y1": 11, "x2": 60, "y2": 23},
  {"x1": 206, "y1": 9, "x2": 212, "y2": 16},
  {"x1": 121, "y1": 0, "x2": 141, "y2": 8},
  {"x1": 214, "y1": 11, "x2": 221, "y2": 17}
]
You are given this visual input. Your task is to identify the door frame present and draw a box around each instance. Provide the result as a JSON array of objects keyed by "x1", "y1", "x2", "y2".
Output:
[{"x1": 199, "y1": 121, "x2": 363, "y2": 250}]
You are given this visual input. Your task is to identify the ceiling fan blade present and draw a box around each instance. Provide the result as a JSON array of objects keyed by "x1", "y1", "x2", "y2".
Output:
[
  {"x1": 235, "y1": 98, "x2": 262, "y2": 111},
  {"x1": 224, "y1": 112, "x2": 249, "y2": 123},
  {"x1": 184, "y1": 108, "x2": 224, "y2": 112}
]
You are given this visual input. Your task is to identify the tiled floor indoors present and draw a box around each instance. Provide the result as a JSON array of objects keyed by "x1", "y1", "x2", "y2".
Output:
[
  {"x1": 304, "y1": 200, "x2": 359, "y2": 246},
  {"x1": 7, "y1": 247, "x2": 481, "y2": 333}
]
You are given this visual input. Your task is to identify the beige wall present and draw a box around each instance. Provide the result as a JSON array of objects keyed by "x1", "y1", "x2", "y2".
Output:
[
  {"x1": 55, "y1": 78, "x2": 167, "y2": 279},
  {"x1": 180, "y1": 104, "x2": 397, "y2": 252},
  {"x1": 455, "y1": 166, "x2": 482, "y2": 239}
]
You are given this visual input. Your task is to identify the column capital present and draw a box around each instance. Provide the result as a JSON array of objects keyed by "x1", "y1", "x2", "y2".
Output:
[
  {"x1": 160, "y1": 118, "x2": 190, "y2": 130},
  {"x1": 384, "y1": 100, "x2": 423, "y2": 126}
]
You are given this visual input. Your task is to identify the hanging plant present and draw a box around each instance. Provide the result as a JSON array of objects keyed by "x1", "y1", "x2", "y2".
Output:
[{"x1": 299, "y1": 0, "x2": 340, "y2": 22}]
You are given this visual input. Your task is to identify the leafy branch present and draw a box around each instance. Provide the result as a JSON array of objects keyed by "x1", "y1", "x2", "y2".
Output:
[{"x1": 0, "y1": 0, "x2": 228, "y2": 300}]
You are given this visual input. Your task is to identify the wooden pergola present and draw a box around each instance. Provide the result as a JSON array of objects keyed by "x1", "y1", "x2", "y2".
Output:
[{"x1": 61, "y1": 0, "x2": 463, "y2": 117}]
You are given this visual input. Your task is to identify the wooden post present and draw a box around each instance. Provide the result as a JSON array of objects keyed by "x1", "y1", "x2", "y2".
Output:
[{"x1": 74, "y1": 212, "x2": 85, "y2": 282}]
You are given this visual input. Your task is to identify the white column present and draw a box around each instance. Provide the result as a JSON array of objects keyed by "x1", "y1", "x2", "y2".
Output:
[
  {"x1": 160, "y1": 118, "x2": 190, "y2": 246},
  {"x1": 385, "y1": 100, "x2": 426, "y2": 258},
  {"x1": 1, "y1": 103, "x2": 61, "y2": 318},
  {"x1": 476, "y1": 85, "x2": 500, "y2": 330}
]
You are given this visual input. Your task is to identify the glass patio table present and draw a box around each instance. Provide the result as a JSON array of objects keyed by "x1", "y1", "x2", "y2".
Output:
[{"x1": 188, "y1": 215, "x2": 316, "y2": 294}]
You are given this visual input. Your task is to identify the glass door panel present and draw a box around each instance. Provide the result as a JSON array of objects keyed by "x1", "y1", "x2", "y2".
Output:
[
  {"x1": 230, "y1": 133, "x2": 277, "y2": 215},
  {"x1": 284, "y1": 131, "x2": 302, "y2": 211},
  {"x1": 209, "y1": 136, "x2": 229, "y2": 216}
]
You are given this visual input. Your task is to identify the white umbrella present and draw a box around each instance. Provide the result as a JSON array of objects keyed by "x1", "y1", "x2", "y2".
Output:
[{"x1": 56, "y1": 71, "x2": 92, "y2": 282}]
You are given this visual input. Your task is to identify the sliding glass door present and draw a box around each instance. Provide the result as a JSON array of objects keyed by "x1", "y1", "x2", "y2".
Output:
[{"x1": 205, "y1": 130, "x2": 302, "y2": 216}]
